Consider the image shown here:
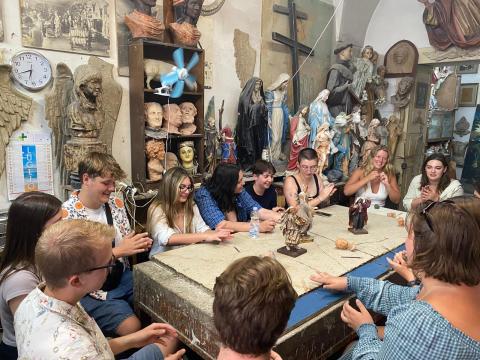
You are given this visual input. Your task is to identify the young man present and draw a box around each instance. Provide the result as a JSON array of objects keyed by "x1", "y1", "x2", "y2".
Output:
[
  {"x1": 62, "y1": 152, "x2": 152, "y2": 336},
  {"x1": 15, "y1": 219, "x2": 184, "y2": 360},
  {"x1": 245, "y1": 160, "x2": 283, "y2": 212},
  {"x1": 213, "y1": 256, "x2": 297, "y2": 360}
]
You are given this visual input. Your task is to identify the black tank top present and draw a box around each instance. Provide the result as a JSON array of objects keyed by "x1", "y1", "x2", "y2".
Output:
[{"x1": 291, "y1": 174, "x2": 320, "y2": 199}]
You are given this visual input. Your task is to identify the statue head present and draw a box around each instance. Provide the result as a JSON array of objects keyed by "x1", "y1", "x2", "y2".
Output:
[
  {"x1": 145, "y1": 139, "x2": 165, "y2": 160},
  {"x1": 377, "y1": 65, "x2": 386, "y2": 78},
  {"x1": 178, "y1": 141, "x2": 195, "y2": 165},
  {"x1": 397, "y1": 77, "x2": 414, "y2": 96},
  {"x1": 144, "y1": 102, "x2": 163, "y2": 128},
  {"x1": 334, "y1": 43, "x2": 353, "y2": 61},
  {"x1": 315, "y1": 89, "x2": 330, "y2": 103},
  {"x1": 207, "y1": 116, "x2": 216, "y2": 128},
  {"x1": 74, "y1": 65, "x2": 102, "y2": 101},
  {"x1": 162, "y1": 103, "x2": 183, "y2": 129},
  {"x1": 179, "y1": 102, "x2": 197, "y2": 124},
  {"x1": 165, "y1": 152, "x2": 179, "y2": 169},
  {"x1": 392, "y1": 44, "x2": 409, "y2": 65},
  {"x1": 361, "y1": 46, "x2": 374, "y2": 60},
  {"x1": 184, "y1": 0, "x2": 203, "y2": 24},
  {"x1": 267, "y1": 73, "x2": 290, "y2": 92},
  {"x1": 254, "y1": 79, "x2": 263, "y2": 92}
]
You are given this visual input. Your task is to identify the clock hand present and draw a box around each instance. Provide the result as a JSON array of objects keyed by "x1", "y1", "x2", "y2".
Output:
[
  {"x1": 18, "y1": 69, "x2": 32, "y2": 75},
  {"x1": 29, "y1": 64, "x2": 33, "y2": 79}
]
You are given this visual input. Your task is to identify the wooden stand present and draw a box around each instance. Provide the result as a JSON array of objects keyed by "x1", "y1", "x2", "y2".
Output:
[
  {"x1": 348, "y1": 227, "x2": 368, "y2": 235},
  {"x1": 277, "y1": 246, "x2": 307, "y2": 258}
]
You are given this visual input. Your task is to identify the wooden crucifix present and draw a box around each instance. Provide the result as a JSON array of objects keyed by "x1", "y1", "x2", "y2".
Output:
[{"x1": 272, "y1": 0, "x2": 314, "y2": 113}]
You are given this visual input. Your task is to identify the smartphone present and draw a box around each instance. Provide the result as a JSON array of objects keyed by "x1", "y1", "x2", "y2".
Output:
[{"x1": 315, "y1": 211, "x2": 332, "y2": 217}]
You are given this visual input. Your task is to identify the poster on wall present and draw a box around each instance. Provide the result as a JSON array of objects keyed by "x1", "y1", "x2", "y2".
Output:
[
  {"x1": 19, "y1": 0, "x2": 111, "y2": 57},
  {"x1": 6, "y1": 131, "x2": 54, "y2": 201}
]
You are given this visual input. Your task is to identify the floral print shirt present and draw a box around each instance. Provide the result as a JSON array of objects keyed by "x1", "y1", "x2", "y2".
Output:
[{"x1": 15, "y1": 285, "x2": 114, "y2": 360}]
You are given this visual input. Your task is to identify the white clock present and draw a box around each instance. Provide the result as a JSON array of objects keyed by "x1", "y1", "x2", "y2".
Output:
[{"x1": 10, "y1": 50, "x2": 52, "y2": 91}]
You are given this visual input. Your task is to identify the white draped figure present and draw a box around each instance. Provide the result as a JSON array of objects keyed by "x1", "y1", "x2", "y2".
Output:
[{"x1": 308, "y1": 89, "x2": 334, "y2": 148}]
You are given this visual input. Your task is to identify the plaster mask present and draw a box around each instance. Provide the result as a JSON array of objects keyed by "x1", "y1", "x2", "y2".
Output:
[
  {"x1": 163, "y1": 104, "x2": 183, "y2": 128},
  {"x1": 179, "y1": 144, "x2": 195, "y2": 163},
  {"x1": 179, "y1": 102, "x2": 197, "y2": 124},
  {"x1": 145, "y1": 102, "x2": 163, "y2": 128}
]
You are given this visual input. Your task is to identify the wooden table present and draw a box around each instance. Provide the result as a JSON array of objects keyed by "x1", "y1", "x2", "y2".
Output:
[{"x1": 133, "y1": 205, "x2": 407, "y2": 359}]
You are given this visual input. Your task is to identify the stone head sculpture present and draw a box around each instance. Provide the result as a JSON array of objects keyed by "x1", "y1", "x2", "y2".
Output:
[
  {"x1": 179, "y1": 102, "x2": 197, "y2": 124},
  {"x1": 145, "y1": 139, "x2": 165, "y2": 160},
  {"x1": 162, "y1": 103, "x2": 183, "y2": 133},
  {"x1": 144, "y1": 102, "x2": 163, "y2": 129}
]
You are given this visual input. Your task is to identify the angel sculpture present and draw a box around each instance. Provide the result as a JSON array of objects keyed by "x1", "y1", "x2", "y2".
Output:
[
  {"x1": 277, "y1": 191, "x2": 314, "y2": 257},
  {"x1": 0, "y1": 65, "x2": 32, "y2": 177}
]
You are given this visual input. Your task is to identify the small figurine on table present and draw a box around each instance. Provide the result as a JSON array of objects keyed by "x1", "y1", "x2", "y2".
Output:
[
  {"x1": 277, "y1": 191, "x2": 314, "y2": 257},
  {"x1": 348, "y1": 198, "x2": 371, "y2": 234}
]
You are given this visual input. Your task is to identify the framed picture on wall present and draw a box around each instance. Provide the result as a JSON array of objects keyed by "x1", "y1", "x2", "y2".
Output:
[
  {"x1": 459, "y1": 83, "x2": 479, "y2": 107},
  {"x1": 457, "y1": 63, "x2": 479, "y2": 75},
  {"x1": 19, "y1": 0, "x2": 111, "y2": 57},
  {"x1": 415, "y1": 82, "x2": 429, "y2": 109},
  {"x1": 384, "y1": 40, "x2": 419, "y2": 78}
]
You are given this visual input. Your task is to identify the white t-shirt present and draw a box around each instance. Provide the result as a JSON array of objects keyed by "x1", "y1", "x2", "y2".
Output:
[
  {"x1": 150, "y1": 204, "x2": 210, "y2": 257},
  {"x1": 84, "y1": 205, "x2": 122, "y2": 245}
]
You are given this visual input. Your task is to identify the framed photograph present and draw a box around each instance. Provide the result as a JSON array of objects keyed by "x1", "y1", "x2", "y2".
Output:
[
  {"x1": 19, "y1": 0, "x2": 111, "y2": 57},
  {"x1": 427, "y1": 110, "x2": 454, "y2": 141},
  {"x1": 415, "y1": 82, "x2": 429, "y2": 109},
  {"x1": 384, "y1": 40, "x2": 419, "y2": 78},
  {"x1": 457, "y1": 63, "x2": 479, "y2": 75},
  {"x1": 459, "y1": 83, "x2": 479, "y2": 107}
]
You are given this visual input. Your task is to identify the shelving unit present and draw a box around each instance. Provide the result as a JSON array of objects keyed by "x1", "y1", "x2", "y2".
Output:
[{"x1": 128, "y1": 39, "x2": 205, "y2": 190}]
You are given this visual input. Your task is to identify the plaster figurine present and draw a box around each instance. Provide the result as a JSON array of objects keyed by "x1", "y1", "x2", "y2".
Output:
[
  {"x1": 377, "y1": 118, "x2": 389, "y2": 146},
  {"x1": 391, "y1": 77, "x2": 415, "y2": 109},
  {"x1": 0, "y1": 65, "x2": 32, "y2": 177},
  {"x1": 165, "y1": 152, "x2": 179, "y2": 170},
  {"x1": 173, "y1": 0, "x2": 204, "y2": 25},
  {"x1": 308, "y1": 89, "x2": 334, "y2": 148},
  {"x1": 372, "y1": 65, "x2": 389, "y2": 106},
  {"x1": 386, "y1": 115, "x2": 403, "y2": 158},
  {"x1": 335, "y1": 238, "x2": 356, "y2": 251},
  {"x1": 235, "y1": 77, "x2": 268, "y2": 168},
  {"x1": 265, "y1": 73, "x2": 290, "y2": 161},
  {"x1": 314, "y1": 123, "x2": 333, "y2": 175},
  {"x1": 162, "y1": 103, "x2": 183, "y2": 134},
  {"x1": 330, "y1": 112, "x2": 352, "y2": 175},
  {"x1": 221, "y1": 127, "x2": 237, "y2": 164},
  {"x1": 326, "y1": 43, "x2": 358, "y2": 117},
  {"x1": 144, "y1": 59, "x2": 176, "y2": 90},
  {"x1": 145, "y1": 139, "x2": 165, "y2": 181},
  {"x1": 145, "y1": 102, "x2": 163, "y2": 129},
  {"x1": 287, "y1": 105, "x2": 310, "y2": 173},
  {"x1": 124, "y1": 10, "x2": 165, "y2": 40},
  {"x1": 352, "y1": 45, "x2": 375, "y2": 101},
  {"x1": 178, "y1": 140, "x2": 197, "y2": 175},
  {"x1": 278, "y1": 190, "x2": 314, "y2": 257},
  {"x1": 179, "y1": 101, "x2": 197, "y2": 135},
  {"x1": 204, "y1": 97, "x2": 219, "y2": 174},
  {"x1": 360, "y1": 118, "x2": 381, "y2": 166},
  {"x1": 348, "y1": 198, "x2": 371, "y2": 234}
]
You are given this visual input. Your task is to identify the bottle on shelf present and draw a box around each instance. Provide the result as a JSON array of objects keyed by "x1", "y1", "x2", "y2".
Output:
[{"x1": 249, "y1": 207, "x2": 260, "y2": 239}]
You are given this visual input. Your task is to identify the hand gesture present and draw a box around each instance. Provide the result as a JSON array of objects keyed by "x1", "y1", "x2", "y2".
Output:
[
  {"x1": 367, "y1": 170, "x2": 381, "y2": 182},
  {"x1": 205, "y1": 229, "x2": 233, "y2": 243},
  {"x1": 310, "y1": 271, "x2": 347, "y2": 291},
  {"x1": 319, "y1": 183, "x2": 337, "y2": 201},
  {"x1": 387, "y1": 250, "x2": 415, "y2": 282},
  {"x1": 259, "y1": 219, "x2": 276, "y2": 233},
  {"x1": 165, "y1": 349, "x2": 187, "y2": 360},
  {"x1": 130, "y1": 323, "x2": 177, "y2": 349},
  {"x1": 379, "y1": 172, "x2": 390, "y2": 186},
  {"x1": 340, "y1": 299, "x2": 374, "y2": 331},
  {"x1": 272, "y1": 207, "x2": 285, "y2": 213},
  {"x1": 420, "y1": 185, "x2": 438, "y2": 202},
  {"x1": 116, "y1": 232, "x2": 153, "y2": 257}
]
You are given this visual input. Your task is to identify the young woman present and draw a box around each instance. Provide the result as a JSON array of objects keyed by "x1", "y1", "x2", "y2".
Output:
[
  {"x1": 195, "y1": 163, "x2": 281, "y2": 233},
  {"x1": 0, "y1": 192, "x2": 62, "y2": 360},
  {"x1": 403, "y1": 153, "x2": 464, "y2": 211},
  {"x1": 283, "y1": 148, "x2": 336, "y2": 208},
  {"x1": 147, "y1": 167, "x2": 232, "y2": 257},
  {"x1": 344, "y1": 145, "x2": 400, "y2": 207},
  {"x1": 311, "y1": 197, "x2": 480, "y2": 359}
]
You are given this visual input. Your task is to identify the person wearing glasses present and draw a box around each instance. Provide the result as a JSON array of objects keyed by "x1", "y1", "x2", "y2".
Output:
[
  {"x1": 344, "y1": 145, "x2": 400, "y2": 207},
  {"x1": 195, "y1": 163, "x2": 281, "y2": 233},
  {"x1": 0, "y1": 192, "x2": 62, "y2": 360},
  {"x1": 283, "y1": 147, "x2": 336, "y2": 208},
  {"x1": 15, "y1": 219, "x2": 184, "y2": 360},
  {"x1": 310, "y1": 197, "x2": 480, "y2": 359},
  {"x1": 147, "y1": 167, "x2": 233, "y2": 257},
  {"x1": 62, "y1": 152, "x2": 152, "y2": 337},
  {"x1": 403, "y1": 153, "x2": 463, "y2": 211}
]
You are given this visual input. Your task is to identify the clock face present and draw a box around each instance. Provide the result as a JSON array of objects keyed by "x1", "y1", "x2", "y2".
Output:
[{"x1": 10, "y1": 51, "x2": 52, "y2": 91}]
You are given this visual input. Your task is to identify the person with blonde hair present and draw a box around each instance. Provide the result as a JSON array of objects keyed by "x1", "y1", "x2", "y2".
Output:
[
  {"x1": 15, "y1": 219, "x2": 184, "y2": 360},
  {"x1": 344, "y1": 145, "x2": 400, "y2": 207},
  {"x1": 147, "y1": 167, "x2": 232, "y2": 257}
]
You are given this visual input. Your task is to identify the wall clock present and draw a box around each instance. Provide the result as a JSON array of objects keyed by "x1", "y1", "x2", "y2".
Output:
[{"x1": 10, "y1": 50, "x2": 52, "y2": 91}]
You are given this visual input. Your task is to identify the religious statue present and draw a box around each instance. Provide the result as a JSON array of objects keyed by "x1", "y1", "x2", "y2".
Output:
[
  {"x1": 348, "y1": 198, "x2": 371, "y2": 234},
  {"x1": 145, "y1": 139, "x2": 165, "y2": 181},
  {"x1": 235, "y1": 77, "x2": 268, "y2": 168},
  {"x1": 277, "y1": 190, "x2": 314, "y2": 257},
  {"x1": 330, "y1": 112, "x2": 352, "y2": 175},
  {"x1": 144, "y1": 102, "x2": 163, "y2": 129},
  {"x1": 221, "y1": 127, "x2": 237, "y2": 164},
  {"x1": 418, "y1": 0, "x2": 480, "y2": 51},
  {"x1": 372, "y1": 65, "x2": 389, "y2": 106},
  {"x1": 162, "y1": 103, "x2": 183, "y2": 134},
  {"x1": 326, "y1": 43, "x2": 358, "y2": 118},
  {"x1": 170, "y1": 0, "x2": 204, "y2": 46},
  {"x1": 124, "y1": 0, "x2": 165, "y2": 40},
  {"x1": 377, "y1": 118, "x2": 389, "y2": 146},
  {"x1": 265, "y1": 73, "x2": 290, "y2": 161},
  {"x1": 314, "y1": 123, "x2": 333, "y2": 175},
  {"x1": 391, "y1": 77, "x2": 415, "y2": 109},
  {"x1": 179, "y1": 101, "x2": 197, "y2": 135},
  {"x1": 352, "y1": 45, "x2": 375, "y2": 101},
  {"x1": 308, "y1": 89, "x2": 334, "y2": 148},
  {"x1": 204, "y1": 97, "x2": 220, "y2": 174},
  {"x1": 360, "y1": 118, "x2": 381, "y2": 166},
  {"x1": 178, "y1": 140, "x2": 198, "y2": 176},
  {"x1": 287, "y1": 105, "x2": 310, "y2": 173}
]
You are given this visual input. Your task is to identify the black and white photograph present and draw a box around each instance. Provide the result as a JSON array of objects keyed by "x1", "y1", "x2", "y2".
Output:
[{"x1": 19, "y1": 0, "x2": 111, "y2": 57}]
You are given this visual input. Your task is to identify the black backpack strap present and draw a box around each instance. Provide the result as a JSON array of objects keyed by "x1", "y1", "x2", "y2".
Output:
[{"x1": 104, "y1": 203, "x2": 115, "y2": 247}]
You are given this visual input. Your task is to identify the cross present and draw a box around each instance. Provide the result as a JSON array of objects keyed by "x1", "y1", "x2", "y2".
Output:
[
  {"x1": 18, "y1": 133, "x2": 28, "y2": 141},
  {"x1": 272, "y1": 0, "x2": 314, "y2": 113}
]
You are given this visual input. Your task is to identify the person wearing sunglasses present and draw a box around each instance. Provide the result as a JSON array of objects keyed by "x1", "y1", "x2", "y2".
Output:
[
  {"x1": 15, "y1": 219, "x2": 184, "y2": 360},
  {"x1": 310, "y1": 197, "x2": 480, "y2": 359},
  {"x1": 147, "y1": 167, "x2": 233, "y2": 257},
  {"x1": 403, "y1": 153, "x2": 463, "y2": 211},
  {"x1": 284, "y1": 147, "x2": 336, "y2": 208}
]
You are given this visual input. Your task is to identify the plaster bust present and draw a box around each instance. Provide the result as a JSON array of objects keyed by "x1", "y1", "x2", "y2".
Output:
[
  {"x1": 179, "y1": 101, "x2": 197, "y2": 135},
  {"x1": 144, "y1": 102, "x2": 163, "y2": 129},
  {"x1": 165, "y1": 152, "x2": 179, "y2": 170},
  {"x1": 162, "y1": 103, "x2": 183, "y2": 133},
  {"x1": 145, "y1": 139, "x2": 165, "y2": 181},
  {"x1": 178, "y1": 140, "x2": 197, "y2": 175},
  {"x1": 391, "y1": 77, "x2": 414, "y2": 109}
]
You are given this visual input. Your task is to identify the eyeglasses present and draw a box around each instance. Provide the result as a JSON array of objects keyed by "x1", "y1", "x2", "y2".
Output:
[
  {"x1": 84, "y1": 255, "x2": 116, "y2": 274},
  {"x1": 420, "y1": 199, "x2": 455, "y2": 233},
  {"x1": 179, "y1": 184, "x2": 194, "y2": 192},
  {"x1": 300, "y1": 165, "x2": 318, "y2": 171}
]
